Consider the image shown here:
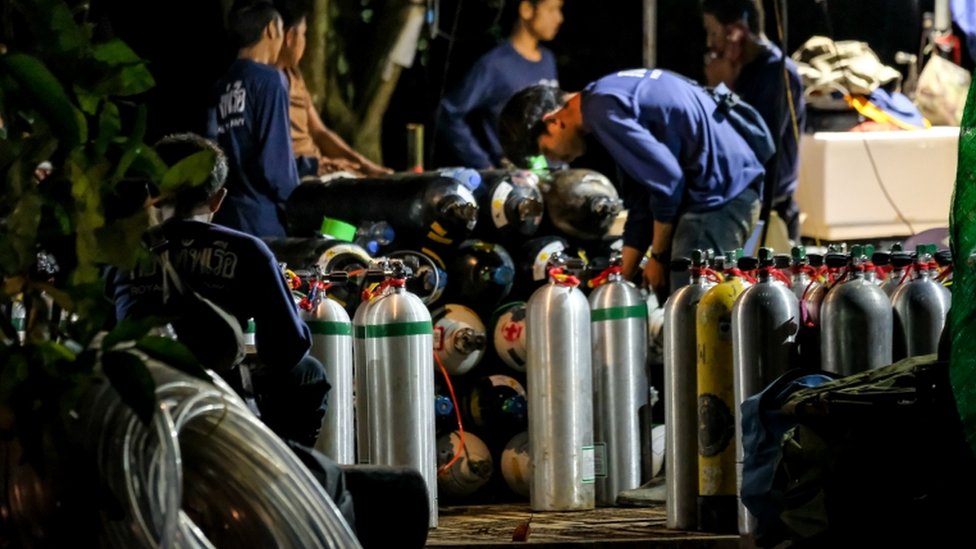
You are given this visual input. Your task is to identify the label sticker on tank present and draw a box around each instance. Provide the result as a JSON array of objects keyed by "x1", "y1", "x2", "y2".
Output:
[
  {"x1": 489, "y1": 374, "x2": 526, "y2": 396},
  {"x1": 582, "y1": 445, "x2": 596, "y2": 484},
  {"x1": 533, "y1": 241, "x2": 567, "y2": 281},
  {"x1": 592, "y1": 442, "x2": 608, "y2": 478},
  {"x1": 490, "y1": 181, "x2": 514, "y2": 228},
  {"x1": 433, "y1": 325, "x2": 445, "y2": 351}
]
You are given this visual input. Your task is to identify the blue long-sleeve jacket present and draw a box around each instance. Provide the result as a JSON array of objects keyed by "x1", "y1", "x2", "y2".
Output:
[
  {"x1": 109, "y1": 219, "x2": 311, "y2": 371},
  {"x1": 581, "y1": 68, "x2": 765, "y2": 252},
  {"x1": 438, "y1": 42, "x2": 558, "y2": 168},
  {"x1": 735, "y1": 43, "x2": 806, "y2": 201},
  {"x1": 207, "y1": 59, "x2": 299, "y2": 238}
]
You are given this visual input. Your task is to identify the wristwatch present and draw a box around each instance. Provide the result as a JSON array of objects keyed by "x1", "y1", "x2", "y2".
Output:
[{"x1": 650, "y1": 249, "x2": 671, "y2": 265}]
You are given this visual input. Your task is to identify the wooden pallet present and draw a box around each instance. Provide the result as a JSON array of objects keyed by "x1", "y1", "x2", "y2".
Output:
[{"x1": 426, "y1": 503, "x2": 740, "y2": 548}]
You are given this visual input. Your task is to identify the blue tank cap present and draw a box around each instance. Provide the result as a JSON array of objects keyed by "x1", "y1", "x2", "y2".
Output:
[
  {"x1": 435, "y1": 394, "x2": 454, "y2": 416},
  {"x1": 439, "y1": 167, "x2": 482, "y2": 191},
  {"x1": 501, "y1": 394, "x2": 528, "y2": 419},
  {"x1": 493, "y1": 265, "x2": 515, "y2": 285}
]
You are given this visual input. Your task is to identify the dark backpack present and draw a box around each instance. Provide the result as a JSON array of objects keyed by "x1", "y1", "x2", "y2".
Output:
[{"x1": 707, "y1": 82, "x2": 776, "y2": 164}]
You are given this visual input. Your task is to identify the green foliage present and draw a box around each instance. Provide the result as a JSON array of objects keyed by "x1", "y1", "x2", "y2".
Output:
[{"x1": 0, "y1": 0, "x2": 217, "y2": 475}]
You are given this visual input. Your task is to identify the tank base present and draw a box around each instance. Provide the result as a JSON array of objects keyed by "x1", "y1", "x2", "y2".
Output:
[{"x1": 697, "y1": 495, "x2": 737, "y2": 534}]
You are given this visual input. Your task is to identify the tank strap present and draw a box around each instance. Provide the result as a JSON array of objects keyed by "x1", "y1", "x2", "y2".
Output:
[
  {"x1": 591, "y1": 303, "x2": 648, "y2": 322},
  {"x1": 354, "y1": 320, "x2": 433, "y2": 338},
  {"x1": 306, "y1": 320, "x2": 353, "y2": 336}
]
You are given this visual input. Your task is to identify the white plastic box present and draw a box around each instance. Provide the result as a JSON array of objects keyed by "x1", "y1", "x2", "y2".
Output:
[{"x1": 796, "y1": 127, "x2": 959, "y2": 241}]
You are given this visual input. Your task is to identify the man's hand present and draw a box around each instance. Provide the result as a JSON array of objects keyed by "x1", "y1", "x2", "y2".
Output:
[
  {"x1": 359, "y1": 159, "x2": 394, "y2": 177},
  {"x1": 319, "y1": 157, "x2": 363, "y2": 176},
  {"x1": 643, "y1": 255, "x2": 668, "y2": 303}
]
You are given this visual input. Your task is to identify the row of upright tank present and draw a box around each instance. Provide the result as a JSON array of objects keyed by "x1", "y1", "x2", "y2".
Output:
[{"x1": 664, "y1": 243, "x2": 952, "y2": 535}]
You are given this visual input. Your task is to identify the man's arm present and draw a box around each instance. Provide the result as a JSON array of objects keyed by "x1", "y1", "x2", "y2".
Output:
[
  {"x1": 306, "y1": 93, "x2": 392, "y2": 176},
  {"x1": 584, "y1": 94, "x2": 685, "y2": 294},
  {"x1": 251, "y1": 239, "x2": 311, "y2": 369}
]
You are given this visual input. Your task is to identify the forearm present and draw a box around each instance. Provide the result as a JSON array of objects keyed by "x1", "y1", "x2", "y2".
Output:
[
  {"x1": 312, "y1": 125, "x2": 364, "y2": 164},
  {"x1": 621, "y1": 245, "x2": 644, "y2": 280}
]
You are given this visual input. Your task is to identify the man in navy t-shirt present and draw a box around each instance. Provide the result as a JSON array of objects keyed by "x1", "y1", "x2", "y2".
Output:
[
  {"x1": 703, "y1": 0, "x2": 806, "y2": 242},
  {"x1": 207, "y1": 1, "x2": 298, "y2": 238},
  {"x1": 109, "y1": 133, "x2": 329, "y2": 447},
  {"x1": 437, "y1": 0, "x2": 563, "y2": 169},
  {"x1": 499, "y1": 69, "x2": 765, "y2": 298}
]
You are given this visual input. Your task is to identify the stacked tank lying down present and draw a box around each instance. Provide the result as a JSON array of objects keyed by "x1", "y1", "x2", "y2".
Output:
[
  {"x1": 662, "y1": 243, "x2": 952, "y2": 535},
  {"x1": 268, "y1": 167, "x2": 672, "y2": 514}
]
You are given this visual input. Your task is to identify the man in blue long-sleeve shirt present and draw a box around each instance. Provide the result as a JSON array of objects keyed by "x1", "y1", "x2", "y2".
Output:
[
  {"x1": 437, "y1": 0, "x2": 563, "y2": 169},
  {"x1": 109, "y1": 133, "x2": 329, "y2": 446},
  {"x1": 207, "y1": 1, "x2": 299, "y2": 237},
  {"x1": 500, "y1": 69, "x2": 765, "y2": 297},
  {"x1": 703, "y1": 0, "x2": 806, "y2": 242}
]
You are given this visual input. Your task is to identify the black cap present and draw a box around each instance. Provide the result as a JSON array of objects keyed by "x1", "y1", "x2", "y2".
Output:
[
  {"x1": 774, "y1": 254, "x2": 791, "y2": 270},
  {"x1": 808, "y1": 253, "x2": 824, "y2": 268},
  {"x1": 670, "y1": 257, "x2": 691, "y2": 272},
  {"x1": 934, "y1": 249, "x2": 953, "y2": 267},
  {"x1": 871, "y1": 251, "x2": 891, "y2": 266},
  {"x1": 891, "y1": 251, "x2": 913, "y2": 268},
  {"x1": 824, "y1": 253, "x2": 848, "y2": 269},
  {"x1": 738, "y1": 256, "x2": 759, "y2": 271}
]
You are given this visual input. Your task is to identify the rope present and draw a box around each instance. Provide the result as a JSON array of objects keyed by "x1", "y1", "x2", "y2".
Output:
[{"x1": 435, "y1": 351, "x2": 466, "y2": 475}]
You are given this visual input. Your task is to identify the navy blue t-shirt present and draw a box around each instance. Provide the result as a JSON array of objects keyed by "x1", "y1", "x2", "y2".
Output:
[
  {"x1": 581, "y1": 68, "x2": 766, "y2": 252},
  {"x1": 735, "y1": 43, "x2": 806, "y2": 201},
  {"x1": 207, "y1": 59, "x2": 299, "y2": 238},
  {"x1": 439, "y1": 42, "x2": 559, "y2": 168},
  {"x1": 109, "y1": 219, "x2": 310, "y2": 370}
]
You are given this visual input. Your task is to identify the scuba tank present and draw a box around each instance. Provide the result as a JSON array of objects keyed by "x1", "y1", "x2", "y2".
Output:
[
  {"x1": 696, "y1": 250, "x2": 752, "y2": 534},
  {"x1": 731, "y1": 248, "x2": 800, "y2": 535},
  {"x1": 472, "y1": 170, "x2": 544, "y2": 240},
  {"x1": 447, "y1": 240, "x2": 515, "y2": 312},
  {"x1": 501, "y1": 431, "x2": 531, "y2": 498},
  {"x1": 882, "y1": 251, "x2": 913, "y2": 297},
  {"x1": 540, "y1": 169, "x2": 623, "y2": 241},
  {"x1": 436, "y1": 430, "x2": 493, "y2": 499},
  {"x1": 891, "y1": 244, "x2": 952, "y2": 358},
  {"x1": 386, "y1": 247, "x2": 449, "y2": 307},
  {"x1": 588, "y1": 253, "x2": 649, "y2": 506},
  {"x1": 297, "y1": 271, "x2": 355, "y2": 464},
  {"x1": 286, "y1": 174, "x2": 479, "y2": 245},
  {"x1": 355, "y1": 259, "x2": 438, "y2": 527},
  {"x1": 463, "y1": 374, "x2": 528, "y2": 439},
  {"x1": 491, "y1": 302, "x2": 528, "y2": 373},
  {"x1": 526, "y1": 253, "x2": 594, "y2": 510},
  {"x1": 664, "y1": 250, "x2": 716, "y2": 530},
  {"x1": 511, "y1": 235, "x2": 571, "y2": 300},
  {"x1": 431, "y1": 304, "x2": 487, "y2": 376},
  {"x1": 820, "y1": 246, "x2": 893, "y2": 377},
  {"x1": 264, "y1": 237, "x2": 373, "y2": 315}
]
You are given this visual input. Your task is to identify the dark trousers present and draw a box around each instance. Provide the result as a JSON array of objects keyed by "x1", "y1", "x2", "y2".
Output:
[
  {"x1": 252, "y1": 354, "x2": 331, "y2": 447},
  {"x1": 773, "y1": 193, "x2": 801, "y2": 243}
]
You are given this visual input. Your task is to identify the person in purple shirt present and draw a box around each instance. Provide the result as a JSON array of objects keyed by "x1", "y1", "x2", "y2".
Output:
[
  {"x1": 437, "y1": 0, "x2": 563, "y2": 169},
  {"x1": 207, "y1": 1, "x2": 299, "y2": 238},
  {"x1": 109, "y1": 133, "x2": 329, "y2": 446},
  {"x1": 499, "y1": 69, "x2": 765, "y2": 298},
  {"x1": 703, "y1": 0, "x2": 806, "y2": 242}
]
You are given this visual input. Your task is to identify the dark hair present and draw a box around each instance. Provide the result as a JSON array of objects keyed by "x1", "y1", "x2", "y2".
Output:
[
  {"x1": 498, "y1": 84, "x2": 564, "y2": 167},
  {"x1": 155, "y1": 133, "x2": 228, "y2": 213},
  {"x1": 701, "y1": 0, "x2": 763, "y2": 35},
  {"x1": 228, "y1": 1, "x2": 281, "y2": 49},
  {"x1": 273, "y1": 0, "x2": 310, "y2": 30},
  {"x1": 499, "y1": 0, "x2": 544, "y2": 34}
]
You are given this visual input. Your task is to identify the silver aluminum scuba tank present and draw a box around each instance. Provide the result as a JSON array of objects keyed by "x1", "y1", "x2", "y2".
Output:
[
  {"x1": 821, "y1": 246, "x2": 893, "y2": 376},
  {"x1": 589, "y1": 253, "x2": 648, "y2": 506},
  {"x1": 882, "y1": 250, "x2": 913, "y2": 297},
  {"x1": 358, "y1": 258, "x2": 437, "y2": 527},
  {"x1": 526, "y1": 253, "x2": 595, "y2": 511},
  {"x1": 731, "y1": 248, "x2": 800, "y2": 535},
  {"x1": 300, "y1": 271, "x2": 355, "y2": 465},
  {"x1": 891, "y1": 245, "x2": 952, "y2": 358},
  {"x1": 664, "y1": 250, "x2": 715, "y2": 530}
]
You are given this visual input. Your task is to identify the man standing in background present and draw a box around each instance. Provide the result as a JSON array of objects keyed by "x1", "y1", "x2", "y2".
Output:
[
  {"x1": 207, "y1": 1, "x2": 299, "y2": 237},
  {"x1": 702, "y1": 0, "x2": 806, "y2": 242},
  {"x1": 438, "y1": 0, "x2": 564, "y2": 169},
  {"x1": 273, "y1": 0, "x2": 393, "y2": 179}
]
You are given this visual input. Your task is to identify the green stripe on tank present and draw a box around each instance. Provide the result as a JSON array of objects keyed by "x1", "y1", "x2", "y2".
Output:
[
  {"x1": 590, "y1": 303, "x2": 648, "y2": 323},
  {"x1": 307, "y1": 320, "x2": 353, "y2": 336},
  {"x1": 354, "y1": 320, "x2": 433, "y2": 339},
  {"x1": 246, "y1": 318, "x2": 256, "y2": 334}
]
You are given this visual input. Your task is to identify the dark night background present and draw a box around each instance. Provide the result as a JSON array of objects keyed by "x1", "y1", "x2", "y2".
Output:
[{"x1": 89, "y1": 0, "x2": 957, "y2": 176}]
